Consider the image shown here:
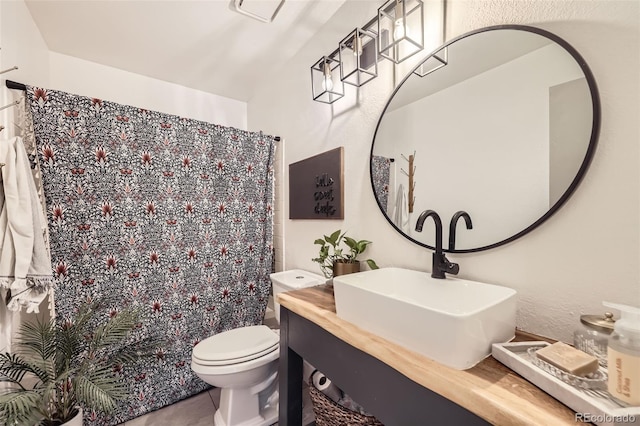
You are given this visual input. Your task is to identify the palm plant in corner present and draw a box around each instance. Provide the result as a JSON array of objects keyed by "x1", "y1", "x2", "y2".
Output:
[
  {"x1": 312, "y1": 229, "x2": 379, "y2": 279},
  {"x1": 0, "y1": 302, "x2": 148, "y2": 426}
]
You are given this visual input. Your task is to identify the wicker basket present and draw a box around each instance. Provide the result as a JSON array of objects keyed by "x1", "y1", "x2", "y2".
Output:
[{"x1": 308, "y1": 383, "x2": 384, "y2": 426}]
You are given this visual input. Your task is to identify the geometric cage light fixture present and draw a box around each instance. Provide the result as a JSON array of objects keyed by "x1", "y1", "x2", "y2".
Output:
[
  {"x1": 311, "y1": 0, "x2": 426, "y2": 103},
  {"x1": 414, "y1": 46, "x2": 447, "y2": 77},
  {"x1": 378, "y1": 0, "x2": 424, "y2": 64},
  {"x1": 311, "y1": 53, "x2": 344, "y2": 104},
  {"x1": 339, "y1": 28, "x2": 378, "y2": 87}
]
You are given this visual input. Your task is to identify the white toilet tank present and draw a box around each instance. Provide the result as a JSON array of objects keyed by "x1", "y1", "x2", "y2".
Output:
[{"x1": 270, "y1": 269, "x2": 325, "y2": 323}]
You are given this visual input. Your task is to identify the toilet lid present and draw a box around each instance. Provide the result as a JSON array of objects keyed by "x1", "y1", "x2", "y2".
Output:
[{"x1": 192, "y1": 325, "x2": 279, "y2": 365}]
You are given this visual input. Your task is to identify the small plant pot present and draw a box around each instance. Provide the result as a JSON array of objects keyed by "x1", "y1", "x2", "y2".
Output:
[
  {"x1": 62, "y1": 407, "x2": 83, "y2": 426},
  {"x1": 333, "y1": 261, "x2": 360, "y2": 277}
]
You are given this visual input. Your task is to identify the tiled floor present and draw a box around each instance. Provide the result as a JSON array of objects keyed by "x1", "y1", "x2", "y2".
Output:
[
  {"x1": 122, "y1": 388, "x2": 219, "y2": 426},
  {"x1": 120, "y1": 302, "x2": 316, "y2": 425},
  {"x1": 120, "y1": 385, "x2": 315, "y2": 426}
]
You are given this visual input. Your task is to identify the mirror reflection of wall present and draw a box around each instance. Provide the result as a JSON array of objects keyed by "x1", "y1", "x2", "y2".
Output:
[
  {"x1": 371, "y1": 27, "x2": 598, "y2": 252},
  {"x1": 549, "y1": 77, "x2": 591, "y2": 204}
]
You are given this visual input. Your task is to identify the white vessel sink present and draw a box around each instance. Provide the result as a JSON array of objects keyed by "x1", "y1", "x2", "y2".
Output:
[{"x1": 333, "y1": 267, "x2": 517, "y2": 370}]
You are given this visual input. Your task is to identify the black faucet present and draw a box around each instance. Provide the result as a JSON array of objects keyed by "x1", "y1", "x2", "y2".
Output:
[
  {"x1": 448, "y1": 211, "x2": 473, "y2": 251},
  {"x1": 415, "y1": 210, "x2": 460, "y2": 279}
]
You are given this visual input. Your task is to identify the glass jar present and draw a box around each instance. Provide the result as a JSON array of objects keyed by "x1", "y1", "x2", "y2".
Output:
[{"x1": 573, "y1": 312, "x2": 615, "y2": 367}]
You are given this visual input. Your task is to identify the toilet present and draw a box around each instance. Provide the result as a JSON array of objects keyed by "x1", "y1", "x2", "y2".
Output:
[{"x1": 191, "y1": 269, "x2": 325, "y2": 426}]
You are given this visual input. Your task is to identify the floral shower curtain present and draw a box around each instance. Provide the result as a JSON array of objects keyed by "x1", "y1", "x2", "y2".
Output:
[{"x1": 27, "y1": 87, "x2": 275, "y2": 424}]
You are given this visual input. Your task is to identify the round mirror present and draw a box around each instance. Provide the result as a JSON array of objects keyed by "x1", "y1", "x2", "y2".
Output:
[{"x1": 370, "y1": 25, "x2": 600, "y2": 253}]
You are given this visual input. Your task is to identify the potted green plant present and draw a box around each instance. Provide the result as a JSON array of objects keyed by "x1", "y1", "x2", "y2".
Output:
[
  {"x1": 0, "y1": 302, "x2": 148, "y2": 426},
  {"x1": 312, "y1": 229, "x2": 379, "y2": 279}
]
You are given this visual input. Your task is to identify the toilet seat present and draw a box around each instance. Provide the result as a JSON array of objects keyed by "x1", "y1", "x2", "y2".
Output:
[
  {"x1": 192, "y1": 325, "x2": 279, "y2": 366},
  {"x1": 193, "y1": 344, "x2": 278, "y2": 366}
]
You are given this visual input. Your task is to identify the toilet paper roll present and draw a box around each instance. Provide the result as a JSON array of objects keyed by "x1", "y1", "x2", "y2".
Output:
[{"x1": 311, "y1": 370, "x2": 342, "y2": 403}]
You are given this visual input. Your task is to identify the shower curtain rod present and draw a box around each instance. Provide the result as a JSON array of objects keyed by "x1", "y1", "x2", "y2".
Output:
[
  {"x1": 5, "y1": 80, "x2": 25, "y2": 91},
  {"x1": 4, "y1": 80, "x2": 281, "y2": 141}
]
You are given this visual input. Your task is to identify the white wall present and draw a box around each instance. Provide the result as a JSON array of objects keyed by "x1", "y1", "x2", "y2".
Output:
[
  {"x1": 48, "y1": 53, "x2": 247, "y2": 129},
  {"x1": 0, "y1": 0, "x2": 50, "y2": 132},
  {"x1": 248, "y1": 0, "x2": 640, "y2": 343}
]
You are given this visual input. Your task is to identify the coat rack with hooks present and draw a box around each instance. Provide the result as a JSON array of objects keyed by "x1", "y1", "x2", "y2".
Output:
[
  {"x1": 0, "y1": 61, "x2": 23, "y2": 168},
  {"x1": 0, "y1": 98, "x2": 22, "y2": 112},
  {"x1": 0, "y1": 61, "x2": 22, "y2": 135},
  {"x1": 400, "y1": 151, "x2": 416, "y2": 213},
  {"x1": 0, "y1": 66, "x2": 18, "y2": 75}
]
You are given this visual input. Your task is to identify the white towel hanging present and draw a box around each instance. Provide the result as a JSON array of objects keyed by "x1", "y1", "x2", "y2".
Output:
[
  {"x1": 392, "y1": 183, "x2": 410, "y2": 233},
  {"x1": 0, "y1": 136, "x2": 53, "y2": 313}
]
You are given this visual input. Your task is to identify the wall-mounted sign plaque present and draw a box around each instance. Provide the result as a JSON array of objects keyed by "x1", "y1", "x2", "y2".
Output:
[{"x1": 289, "y1": 147, "x2": 344, "y2": 219}]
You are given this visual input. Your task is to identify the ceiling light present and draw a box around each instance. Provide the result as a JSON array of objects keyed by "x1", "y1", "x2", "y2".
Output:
[
  {"x1": 339, "y1": 28, "x2": 378, "y2": 87},
  {"x1": 310, "y1": 0, "x2": 438, "y2": 103},
  {"x1": 378, "y1": 0, "x2": 424, "y2": 64},
  {"x1": 311, "y1": 55, "x2": 344, "y2": 104}
]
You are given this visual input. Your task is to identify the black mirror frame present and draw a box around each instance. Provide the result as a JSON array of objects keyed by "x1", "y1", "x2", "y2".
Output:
[{"x1": 369, "y1": 24, "x2": 601, "y2": 253}]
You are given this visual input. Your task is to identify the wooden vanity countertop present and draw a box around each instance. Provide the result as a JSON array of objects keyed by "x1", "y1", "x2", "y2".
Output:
[{"x1": 277, "y1": 285, "x2": 579, "y2": 426}]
